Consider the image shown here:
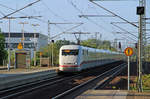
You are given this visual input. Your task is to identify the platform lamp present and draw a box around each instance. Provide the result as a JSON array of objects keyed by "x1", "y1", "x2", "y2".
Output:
[
  {"x1": 31, "y1": 24, "x2": 40, "y2": 66},
  {"x1": 19, "y1": 22, "x2": 28, "y2": 48}
]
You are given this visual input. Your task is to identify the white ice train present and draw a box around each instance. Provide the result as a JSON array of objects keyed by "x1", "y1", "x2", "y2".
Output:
[{"x1": 59, "y1": 45, "x2": 124, "y2": 72}]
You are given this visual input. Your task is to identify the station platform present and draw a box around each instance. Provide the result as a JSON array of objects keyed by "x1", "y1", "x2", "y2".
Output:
[
  {"x1": 0, "y1": 66, "x2": 58, "y2": 90},
  {"x1": 75, "y1": 90, "x2": 150, "y2": 99}
]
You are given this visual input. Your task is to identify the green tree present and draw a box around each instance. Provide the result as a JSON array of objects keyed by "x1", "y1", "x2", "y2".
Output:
[
  {"x1": 81, "y1": 39, "x2": 117, "y2": 51},
  {"x1": 39, "y1": 40, "x2": 75, "y2": 65},
  {"x1": 0, "y1": 33, "x2": 7, "y2": 65}
]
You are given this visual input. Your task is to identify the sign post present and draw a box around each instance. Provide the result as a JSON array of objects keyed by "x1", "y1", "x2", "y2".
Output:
[
  {"x1": 124, "y1": 47, "x2": 133, "y2": 91},
  {"x1": 40, "y1": 52, "x2": 42, "y2": 67}
]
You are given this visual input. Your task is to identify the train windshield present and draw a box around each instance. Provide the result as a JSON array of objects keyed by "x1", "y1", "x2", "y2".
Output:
[{"x1": 62, "y1": 49, "x2": 79, "y2": 56}]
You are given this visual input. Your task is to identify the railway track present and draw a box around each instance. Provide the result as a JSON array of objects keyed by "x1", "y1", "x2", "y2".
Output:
[
  {"x1": 0, "y1": 75, "x2": 62, "y2": 99},
  {"x1": 0, "y1": 73, "x2": 86, "y2": 99},
  {"x1": 0, "y1": 61, "x2": 125, "y2": 99},
  {"x1": 52, "y1": 63, "x2": 126, "y2": 99}
]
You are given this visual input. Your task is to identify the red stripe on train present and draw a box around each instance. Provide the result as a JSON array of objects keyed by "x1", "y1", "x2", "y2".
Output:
[{"x1": 60, "y1": 60, "x2": 102, "y2": 67}]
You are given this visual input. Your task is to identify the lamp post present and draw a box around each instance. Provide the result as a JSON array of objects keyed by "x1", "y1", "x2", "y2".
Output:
[
  {"x1": 32, "y1": 24, "x2": 39, "y2": 66},
  {"x1": 4, "y1": 17, "x2": 15, "y2": 71},
  {"x1": 8, "y1": 19, "x2": 11, "y2": 71},
  {"x1": 19, "y1": 22, "x2": 28, "y2": 48}
]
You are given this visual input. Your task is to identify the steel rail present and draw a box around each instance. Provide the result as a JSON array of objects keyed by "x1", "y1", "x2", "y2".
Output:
[
  {"x1": 0, "y1": 62, "x2": 124, "y2": 99},
  {"x1": 93, "y1": 63, "x2": 126, "y2": 89},
  {"x1": 0, "y1": 69, "x2": 94, "y2": 99},
  {"x1": 0, "y1": 75, "x2": 62, "y2": 99},
  {"x1": 52, "y1": 63, "x2": 126, "y2": 99},
  {"x1": 0, "y1": 75, "x2": 59, "y2": 94}
]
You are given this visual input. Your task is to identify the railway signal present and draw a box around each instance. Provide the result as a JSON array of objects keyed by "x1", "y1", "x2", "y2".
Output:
[
  {"x1": 137, "y1": 5, "x2": 145, "y2": 92},
  {"x1": 135, "y1": 43, "x2": 138, "y2": 49},
  {"x1": 119, "y1": 42, "x2": 121, "y2": 49},
  {"x1": 137, "y1": 6, "x2": 145, "y2": 15},
  {"x1": 51, "y1": 40, "x2": 54, "y2": 43}
]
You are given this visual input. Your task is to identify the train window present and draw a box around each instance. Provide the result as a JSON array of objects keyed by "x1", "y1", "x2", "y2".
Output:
[
  {"x1": 82, "y1": 50, "x2": 85, "y2": 55},
  {"x1": 87, "y1": 50, "x2": 88, "y2": 55},
  {"x1": 62, "y1": 49, "x2": 79, "y2": 56}
]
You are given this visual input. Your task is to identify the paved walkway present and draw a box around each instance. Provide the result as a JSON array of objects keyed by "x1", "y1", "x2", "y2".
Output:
[
  {"x1": 0, "y1": 66, "x2": 58, "y2": 90},
  {"x1": 76, "y1": 90, "x2": 150, "y2": 99},
  {"x1": 0, "y1": 66, "x2": 58, "y2": 79},
  {"x1": 0, "y1": 66, "x2": 58, "y2": 74}
]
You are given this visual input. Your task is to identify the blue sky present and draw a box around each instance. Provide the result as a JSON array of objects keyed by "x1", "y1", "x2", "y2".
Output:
[{"x1": 0, "y1": 0, "x2": 149, "y2": 47}]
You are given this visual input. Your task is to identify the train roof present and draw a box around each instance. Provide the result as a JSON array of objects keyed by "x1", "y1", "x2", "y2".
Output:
[
  {"x1": 60, "y1": 45, "x2": 80, "y2": 49},
  {"x1": 60, "y1": 45, "x2": 122, "y2": 54}
]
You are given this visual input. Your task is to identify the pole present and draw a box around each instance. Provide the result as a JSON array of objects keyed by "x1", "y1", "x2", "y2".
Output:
[
  {"x1": 138, "y1": 14, "x2": 143, "y2": 92},
  {"x1": 19, "y1": 22, "x2": 28, "y2": 48},
  {"x1": 22, "y1": 23, "x2": 24, "y2": 48},
  {"x1": 7, "y1": 19, "x2": 11, "y2": 71},
  {"x1": 52, "y1": 42, "x2": 54, "y2": 66},
  {"x1": 34, "y1": 33, "x2": 36, "y2": 66},
  {"x1": 128, "y1": 56, "x2": 130, "y2": 90},
  {"x1": 40, "y1": 52, "x2": 42, "y2": 67},
  {"x1": 32, "y1": 24, "x2": 39, "y2": 66},
  {"x1": 48, "y1": 20, "x2": 51, "y2": 67}
]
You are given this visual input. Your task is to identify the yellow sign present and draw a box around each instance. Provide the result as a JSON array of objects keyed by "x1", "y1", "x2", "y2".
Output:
[
  {"x1": 40, "y1": 52, "x2": 42, "y2": 56},
  {"x1": 124, "y1": 47, "x2": 133, "y2": 56},
  {"x1": 17, "y1": 43, "x2": 23, "y2": 49}
]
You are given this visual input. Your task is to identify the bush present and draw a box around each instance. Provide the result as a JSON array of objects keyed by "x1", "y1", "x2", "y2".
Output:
[
  {"x1": 142, "y1": 74, "x2": 150, "y2": 90},
  {"x1": 31, "y1": 58, "x2": 40, "y2": 66}
]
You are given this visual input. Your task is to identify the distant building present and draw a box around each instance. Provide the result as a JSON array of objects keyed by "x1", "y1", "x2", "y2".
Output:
[{"x1": 2, "y1": 32, "x2": 48, "y2": 58}]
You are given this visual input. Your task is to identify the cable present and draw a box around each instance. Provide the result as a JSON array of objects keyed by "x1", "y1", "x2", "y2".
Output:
[
  {"x1": 41, "y1": 0, "x2": 68, "y2": 22},
  {"x1": 89, "y1": 0, "x2": 138, "y2": 28},
  {"x1": 0, "y1": 0, "x2": 41, "y2": 19},
  {"x1": 68, "y1": 0, "x2": 112, "y2": 33},
  {"x1": 0, "y1": 10, "x2": 5, "y2": 16}
]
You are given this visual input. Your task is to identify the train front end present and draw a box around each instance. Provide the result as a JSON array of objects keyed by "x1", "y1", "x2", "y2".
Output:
[{"x1": 59, "y1": 45, "x2": 81, "y2": 72}]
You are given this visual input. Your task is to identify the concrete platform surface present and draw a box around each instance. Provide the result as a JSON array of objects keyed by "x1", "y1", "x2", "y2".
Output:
[
  {"x1": 75, "y1": 90, "x2": 150, "y2": 99},
  {"x1": 0, "y1": 66, "x2": 58, "y2": 74},
  {"x1": 0, "y1": 66, "x2": 58, "y2": 90}
]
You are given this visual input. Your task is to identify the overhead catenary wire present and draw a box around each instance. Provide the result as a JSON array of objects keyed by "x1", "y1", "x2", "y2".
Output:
[
  {"x1": 40, "y1": 0, "x2": 83, "y2": 32},
  {"x1": 0, "y1": 0, "x2": 84, "y2": 42},
  {"x1": 115, "y1": 32, "x2": 137, "y2": 42},
  {"x1": 68, "y1": 0, "x2": 114, "y2": 34},
  {"x1": 41, "y1": 0, "x2": 68, "y2": 22},
  {"x1": 111, "y1": 22, "x2": 138, "y2": 39},
  {"x1": 50, "y1": 23, "x2": 83, "y2": 40},
  {"x1": 0, "y1": 10, "x2": 5, "y2": 16},
  {"x1": 0, "y1": 1, "x2": 67, "y2": 33},
  {"x1": 89, "y1": 0, "x2": 138, "y2": 28},
  {"x1": 0, "y1": 0, "x2": 41, "y2": 20}
]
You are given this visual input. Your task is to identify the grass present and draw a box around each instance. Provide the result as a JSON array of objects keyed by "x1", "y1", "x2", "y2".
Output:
[
  {"x1": 142, "y1": 74, "x2": 150, "y2": 91},
  {"x1": 130, "y1": 74, "x2": 150, "y2": 91}
]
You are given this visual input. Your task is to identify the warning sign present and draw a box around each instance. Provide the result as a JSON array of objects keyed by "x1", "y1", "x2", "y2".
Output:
[
  {"x1": 124, "y1": 47, "x2": 133, "y2": 56},
  {"x1": 40, "y1": 52, "x2": 42, "y2": 56},
  {"x1": 17, "y1": 43, "x2": 23, "y2": 49}
]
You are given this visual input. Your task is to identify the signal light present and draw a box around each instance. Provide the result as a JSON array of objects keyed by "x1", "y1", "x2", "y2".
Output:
[
  {"x1": 51, "y1": 40, "x2": 54, "y2": 43},
  {"x1": 119, "y1": 42, "x2": 121, "y2": 49},
  {"x1": 135, "y1": 43, "x2": 138, "y2": 49},
  {"x1": 137, "y1": 6, "x2": 145, "y2": 15}
]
